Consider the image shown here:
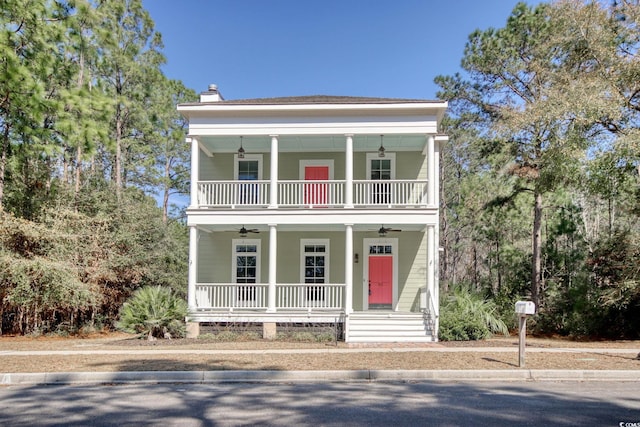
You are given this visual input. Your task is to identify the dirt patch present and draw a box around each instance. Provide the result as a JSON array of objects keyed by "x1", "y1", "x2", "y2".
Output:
[{"x1": 1, "y1": 351, "x2": 638, "y2": 373}]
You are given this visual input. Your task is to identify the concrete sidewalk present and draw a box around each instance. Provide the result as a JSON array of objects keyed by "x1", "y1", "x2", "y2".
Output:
[
  {"x1": 1, "y1": 346, "x2": 638, "y2": 356},
  {"x1": 2, "y1": 368, "x2": 640, "y2": 385}
]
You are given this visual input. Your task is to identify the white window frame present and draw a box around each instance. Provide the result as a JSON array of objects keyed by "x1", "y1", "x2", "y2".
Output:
[
  {"x1": 300, "y1": 239, "x2": 330, "y2": 305},
  {"x1": 234, "y1": 154, "x2": 263, "y2": 180},
  {"x1": 299, "y1": 159, "x2": 334, "y2": 180},
  {"x1": 231, "y1": 239, "x2": 261, "y2": 284},
  {"x1": 300, "y1": 239, "x2": 330, "y2": 284},
  {"x1": 366, "y1": 153, "x2": 396, "y2": 180}
]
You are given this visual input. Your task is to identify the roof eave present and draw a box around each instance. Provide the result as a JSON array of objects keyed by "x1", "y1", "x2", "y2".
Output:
[{"x1": 177, "y1": 100, "x2": 448, "y2": 115}]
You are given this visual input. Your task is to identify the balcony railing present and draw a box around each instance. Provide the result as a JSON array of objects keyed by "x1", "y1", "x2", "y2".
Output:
[
  {"x1": 196, "y1": 180, "x2": 429, "y2": 208},
  {"x1": 353, "y1": 180, "x2": 428, "y2": 206},
  {"x1": 198, "y1": 180, "x2": 270, "y2": 207},
  {"x1": 279, "y1": 180, "x2": 344, "y2": 207},
  {"x1": 195, "y1": 283, "x2": 345, "y2": 311}
]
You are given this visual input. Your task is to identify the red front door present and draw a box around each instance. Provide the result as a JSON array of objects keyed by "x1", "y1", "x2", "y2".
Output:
[
  {"x1": 304, "y1": 166, "x2": 329, "y2": 206},
  {"x1": 368, "y1": 256, "x2": 393, "y2": 307}
]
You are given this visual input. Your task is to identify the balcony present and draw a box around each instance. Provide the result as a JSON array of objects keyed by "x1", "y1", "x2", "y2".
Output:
[{"x1": 196, "y1": 179, "x2": 429, "y2": 208}]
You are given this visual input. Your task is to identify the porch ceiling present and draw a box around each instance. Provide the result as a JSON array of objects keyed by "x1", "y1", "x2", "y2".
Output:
[
  {"x1": 197, "y1": 223, "x2": 426, "y2": 234},
  {"x1": 198, "y1": 134, "x2": 427, "y2": 154}
]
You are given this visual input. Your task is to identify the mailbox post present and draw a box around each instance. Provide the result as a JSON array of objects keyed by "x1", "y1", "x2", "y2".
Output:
[{"x1": 515, "y1": 301, "x2": 536, "y2": 367}]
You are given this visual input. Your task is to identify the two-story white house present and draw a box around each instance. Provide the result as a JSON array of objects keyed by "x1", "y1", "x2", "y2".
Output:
[{"x1": 178, "y1": 85, "x2": 447, "y2": 342}]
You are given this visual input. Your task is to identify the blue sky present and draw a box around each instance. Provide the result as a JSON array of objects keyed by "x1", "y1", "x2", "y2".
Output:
[{"x1": 143, "y1": 0, "x2": 539, "y2": 101}]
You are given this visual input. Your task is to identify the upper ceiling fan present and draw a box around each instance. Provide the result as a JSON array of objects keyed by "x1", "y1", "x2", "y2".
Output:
[{"x1": 377, "y1": 225, "x2": 401, "y2": 237}]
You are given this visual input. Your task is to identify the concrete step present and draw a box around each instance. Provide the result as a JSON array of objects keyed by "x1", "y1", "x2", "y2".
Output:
[
  {"x1": 347, "y1": 335, "x2": 435, "y2": 343},
  {"x1": 348, "y1": 330, "x2": 431, "y2": 338},
  {"x1": 346, "y1": 312, "x2": 434, "y2": 343},
  {"x1": 348, "y1": 326, "x2": 429, "y2": 333}
]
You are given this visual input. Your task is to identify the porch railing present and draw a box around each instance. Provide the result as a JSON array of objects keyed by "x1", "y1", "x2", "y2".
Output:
[
  {"x1": 198, "y1": 181, "x2": 270, "y2": 207},
  {"x1": 195, "y1": 179, "x2": 429, "y2": 208},
  {"x1": 353, "y1": 180, "x2": 428, "y2": 206},
  {"x1": 278, "y1": 180, "x2": 345, "y2": 207},
  {"x1": 196, "y1": 283, "x2": 268, "y2": 309},
  {"x1": 420, "y1": 286, "x2": 438, "y2": 338},
  {"x1": 195, "y1": 283, "x2": 345, "y2": 311},
  {"x1": 276, "y1": 283, "x2": 345, "y2": 309}
]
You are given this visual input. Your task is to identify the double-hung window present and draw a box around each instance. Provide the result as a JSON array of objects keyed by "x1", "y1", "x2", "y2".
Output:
[
  {"x1": 235, "y1": 154, "x2": 263, "y2": 205},
  {"x1": 232, "y1": 240, "x2": 260, "y2": 305},
  {"x1": 366, "y1": 153, "x2": 395, "y2": 205},
  {"x1": 301, "y1": 240, "x2": 329, "y2": 302}
]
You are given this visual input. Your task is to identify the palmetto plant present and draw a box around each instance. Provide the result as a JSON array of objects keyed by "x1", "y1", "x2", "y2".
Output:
[
  {"x1": 439, "y1": 284, "x2": 509, "y2": 341},
  {"x1": 117, "y1": 286, "x2": 188, "y2": 340}
]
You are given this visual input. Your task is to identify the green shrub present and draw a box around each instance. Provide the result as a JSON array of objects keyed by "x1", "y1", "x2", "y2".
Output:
[
  {"x1": 315, "y1": 332, "x2": 336, "y2": 342},
  {"x1": 117, "y1": 286, "x2": 187, "y2": 340},
  {"x1": 212, "y1": 330, "x2": 239, "y2": 341},
  {"x1": 439, "y1": 284, "x2": 509, "y2": 341}
]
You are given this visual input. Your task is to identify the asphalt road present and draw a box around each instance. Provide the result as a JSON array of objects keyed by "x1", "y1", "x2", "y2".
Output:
[{"x1": 1, "y1": 381, "x2": 638, "y2": 426}]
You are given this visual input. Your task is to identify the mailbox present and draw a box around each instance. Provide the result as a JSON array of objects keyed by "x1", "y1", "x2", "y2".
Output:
[{"x1": 515, "y1": 301, "x2": 535, "y2": 315}]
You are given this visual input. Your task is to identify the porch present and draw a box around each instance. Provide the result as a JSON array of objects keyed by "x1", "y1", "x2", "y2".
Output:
[
  {"x1": 196, "y1": 179, "x2": 429, "y2": 208},
  {"x1": 187, "y1": 283, "x2": 438, "y2": 342}
]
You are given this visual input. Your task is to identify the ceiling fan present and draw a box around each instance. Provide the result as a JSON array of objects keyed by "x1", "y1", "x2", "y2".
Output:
[
  {"x1": 377, "y1": 225, "x2": 401, "y2": 237},
  {"x1": 234, "y1": 226, "x2": 259, "y2": 237}
]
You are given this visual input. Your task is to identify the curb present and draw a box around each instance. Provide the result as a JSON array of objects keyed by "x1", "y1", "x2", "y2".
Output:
[
  {"x1": 2, "y1": 369, "x2": 639, "y2": 385},
  {"x1": 1, "y1": 348, "x2": 638, "y2": 356}
]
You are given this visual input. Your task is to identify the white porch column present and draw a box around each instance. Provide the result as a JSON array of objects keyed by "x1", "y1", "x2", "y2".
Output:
[
  {"x1": 427, "y1": 224, "x2": 436, "y2": 308},
  {"x1": 269, "y1": 135, "x2": 279, "y2": 208},
  {"x1": 345, "y1": 134, "x2": 354, "y2": 208},
  {"x1": 188, "y1": 226, "x2": 198, "y2": 310},
  {"x1": 434, "y1": 224, "x2": 440, "y2": 332},
  {"x1": 426, "y1": 135, "x2": 435, "y2": 206},
  {"x1": 189, "y1": 137, "x2": 199, "y2": 208},
  {"x1": 267, "y1": 224, "x2": 277, "y2": 312},
  {"x1": 344, "y1": 224, "x2": 353, "y2": 314},
  {"x1": 434, "y1": 136, "x2": 441, "y2": 208},
  {"x1": 434, "y1": 137, "x2": 441, "y2": 332}
]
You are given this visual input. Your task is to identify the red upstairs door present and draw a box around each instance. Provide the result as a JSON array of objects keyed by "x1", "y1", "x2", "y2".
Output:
[
  {"x1": 304, "y1": 166, "x2": 329, "y2": 206},
  {"x1": 368, "y1": 256, "x2": 393, "y2": 307}
]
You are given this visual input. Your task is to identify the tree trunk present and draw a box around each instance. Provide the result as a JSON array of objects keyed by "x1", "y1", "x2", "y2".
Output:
[
  {"x1": 115, "y1": 113, "x2": 122, "y2": 200},
  {"x1": 74, "y1": 144, "x2": 82, "y2": 210},
  {"x1": 115, "y1": 69, "x2": 123, "y2": 201},
  {"x1": 473, "y1": 245, "x2": 479, "y2": 289},
  {"x1": 74, "y1": 52, "x2": 85, "y2": 207},
  {"x1": 0, "y1": 123, "x2": 9, "y2": 212},
  {"x1": 495, "y1": 239, "x2": 501, "y2": 293},
  {"x1": 62, "y1": 150, "x2": 69, "y2": 184},
  {"x1": 439, "y1": 151, "x2": 448, "y2": 290},
  {"x1": 608, "y1": 196, "x2": 613, "y2": 238},
  {"x1": 162, "y1": 158, "x2": 170, "y2": 224},
  {"x1": 531, "y1": 190, "x2": 543, "y2": 307}
]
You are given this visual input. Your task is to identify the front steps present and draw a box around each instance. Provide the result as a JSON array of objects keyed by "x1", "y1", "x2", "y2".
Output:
[{"x1": 346, "y1": 312, "x2": 435, "y2": 343}]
